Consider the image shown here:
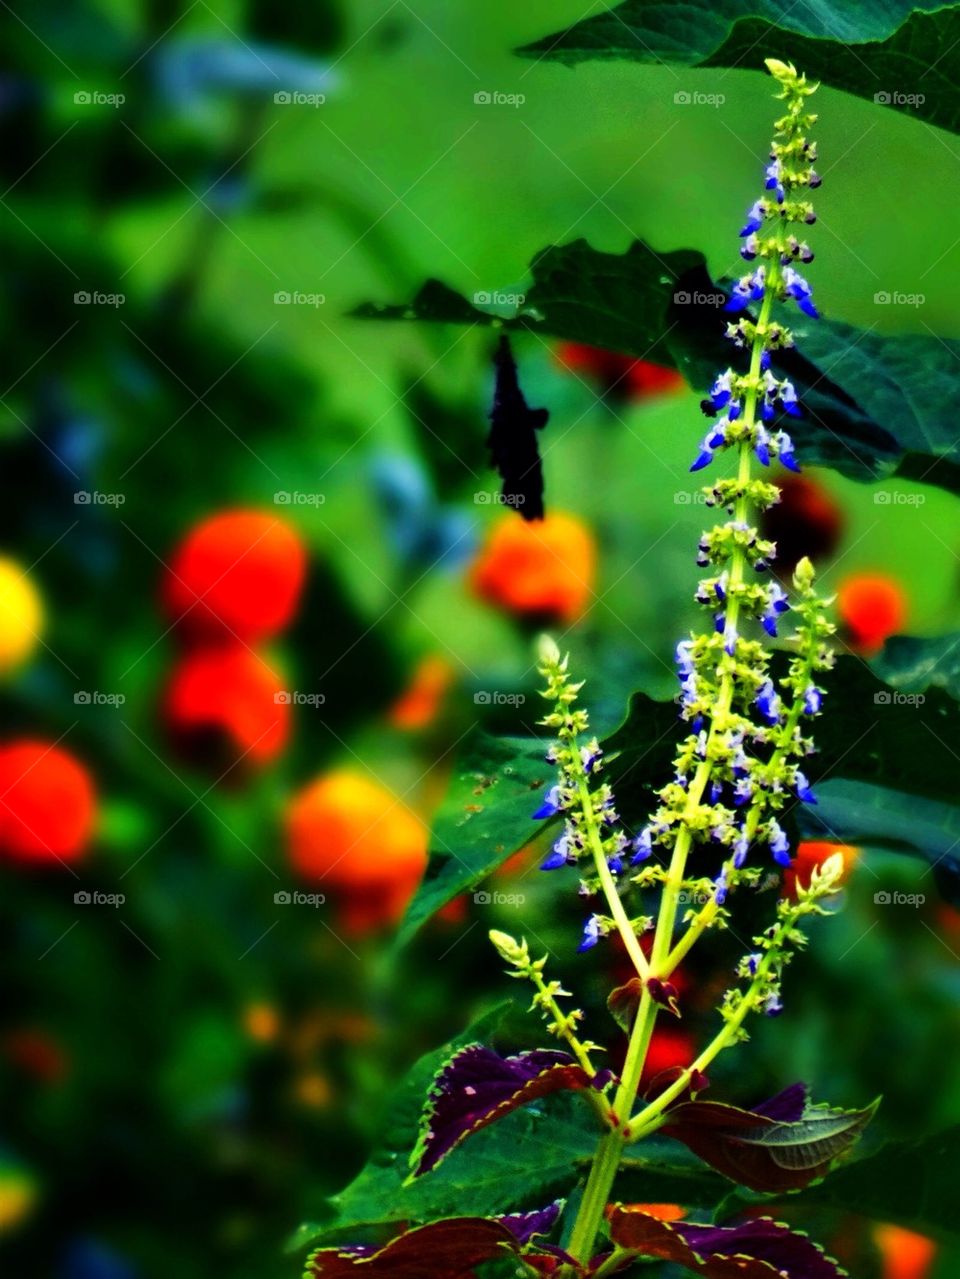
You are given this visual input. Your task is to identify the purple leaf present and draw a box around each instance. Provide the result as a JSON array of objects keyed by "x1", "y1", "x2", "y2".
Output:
[
  {"x1": 497, "y1": 1201, "x2": 563, "y2": 1246},
  {"x1": 409, "y1": 1044, "x2": 605, "y2": 1178},
  {"x1": 606, "y1": 1207, "x2": 846, "y2": 1279},
  {"x1": 661, "y1": 1086, "x2": 878, "y2": 1192}
]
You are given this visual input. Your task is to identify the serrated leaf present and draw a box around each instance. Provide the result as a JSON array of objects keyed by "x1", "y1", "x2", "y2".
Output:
[
  {"x1": 608, "y1": 1207, "x2": 846, "y2": 1279},
  {"x1": 661, "y1": 1086, "x2": 878, "y2": 1192},
  {"x1": 518, "y1": 1, "x2": 960, "y2": 137},
  {"x1": 304, "y1": 1215, "x2": 557, "y2": 1278},
  {"x1": 409, "y1": 1044, "x2": 603, "y2": 1178}
]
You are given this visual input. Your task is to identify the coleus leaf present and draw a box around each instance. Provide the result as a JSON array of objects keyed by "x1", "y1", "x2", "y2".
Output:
[
  {"x1": 355, "y1": 240, "x2": 960, "y2": 498},
  {"x1": 606, "y1": 1206, "x2": 846, "y2": 1279},
  {"x1": 518, "y1": 1, "x2": 960, "y2": 138},
  {"x1": 410, "y1": 1044, "x2": 610, "y2": 1178},
  {"x1": 305, "y1": 1210, "x2": 562, "y2": 1278},
  {"x1": 661, "y1": 1084, "x2": 878, "y2": 1193}
]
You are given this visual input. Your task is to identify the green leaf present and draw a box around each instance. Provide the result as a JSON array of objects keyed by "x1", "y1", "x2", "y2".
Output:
[
  {"x1": 290, "y1": 1005, "x2": 724, "y2": 1255},
  {"x1": 395, "y1": 729, "x2": 550, "y2": 947},
  {"x1": 518, "y1": 2, "x2": 960, "y2": 137},
  {"x1": 873, "y1": 631, "x2": 960, "y2": 700},
  {"x1": 797, "y1": 1125, "x2": 960, "y2": 1240},
  {"x1": 355, "y1": 239, "x2": 960, "y2": 496}
]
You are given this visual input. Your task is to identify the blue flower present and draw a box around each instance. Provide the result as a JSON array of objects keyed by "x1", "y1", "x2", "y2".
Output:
[
  {"x1": 580, "y1": 743, "x2": 602, "y2": 774},
  {"x1": 765, "y1": 157, "x2": 785, "y2": 203},
  {"x1": 709, "y1": 780, "x2": 723, "y2": 804},
  {"x1": 676, "y1": 639, "x2": 695, "y2": 677},
  {"x1": 707, "y1": 369, "x2": 734, "y2": 411},
  {"x1": 733, "y1": 835, "x2": 749, "y2": 868},
  {"x1": 756, "y1": 677, "x2": 781, "y2": 724},
  {"x1": 541, "y1": 832, "x2": 574, "y2": 870},
  {"x1": 578, "y1": 914, "x2": 602, "y2": 952},
  {"x1": 803, "y1": 684, "x2": 823, "y2": 715},
  {"x1": 739, "y1": 199, "x2": 766, "y2": 235},
  {"x1": 740, "y1": 234, "x2": 760, "y2": 262},
  {"x1": 714, "y1": 868, "x2": 729, "y2": 904},
  {"x1": 532, "y1": 784, "x2": 563, "y2": 820},
  {"x1": 762, "y1": 582, "x2": 790, "y2": 636},
  {"x1": 631, "y1": 828, "x2": 652, "y2": 865},
  {"x1": 764, "y1": 992, "x2": 784, "y2": 1016},
  {"x1": 726, "y1": 267, "x2": 766, "y2": 313},
  {"x1": 734, "y1": 776, "x2": 754, "y2": 806},
  {"x1": 795, "y1": 770, "x2": 817, "y2": 803},
  {"x1": 540, "y1": 848, "x2": 568, "y2": 870},
  {"x1": 769, "y1": 819, "x2": 790, "y2": 866},
  {"x1": 776, "y1": 430, "x2": 801, "y2": 473},
  {"x1": 744, "y1": 951, "x2": 761, "y2": 975},
  {"x1": 724, "y1": 626, "x2": 738, "y2": 657},
  {"x1": 783, "y1": 266, "x2": 819, "y2": 317},
  {"x1": 607, "y1": 854, "x2": 624, "y2": 875},
  {"x1": 754, "y1": 424, "x2": 772, "y2": 467}
]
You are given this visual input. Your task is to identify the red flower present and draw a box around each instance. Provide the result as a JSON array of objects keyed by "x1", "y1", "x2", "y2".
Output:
[
  {"x1": 164, "y1": 645, "x2": 290, "y2": 771},
  {"x1": 163, "y1": 509, "x2": 307, "y2": 642},
  {"x1": 837, "y1": 573, "x2": 907, "y2": 654},
  {"x1": 0, "y1": 740, "x2": 96, "y2": 864},
  {"x1": 556, "y1": 343, "x2": 685, "y2": 400},
  {"x1": 469, "y1": 511, "x2": 596, "y2": 623}
]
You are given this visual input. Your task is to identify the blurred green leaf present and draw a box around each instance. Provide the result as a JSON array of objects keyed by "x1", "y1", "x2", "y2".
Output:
[
  {"x1": 518, "y1": 2, "x2": 960, "y2": 136},
  {"x1": 873, "y1": 632, "x2": 960, "y2": 700}
]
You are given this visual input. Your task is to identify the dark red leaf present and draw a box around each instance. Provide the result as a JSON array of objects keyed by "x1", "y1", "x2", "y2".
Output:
[
  {"x1": 409, "y1": 1044, "x2": 604, "y2": 1177},
  {"x1": 661, "y1": 1085, "x2": 878, "y2": 1192},
  {"x1": 605, "y1": 1207, "x2": 846, "y2": 1278}
]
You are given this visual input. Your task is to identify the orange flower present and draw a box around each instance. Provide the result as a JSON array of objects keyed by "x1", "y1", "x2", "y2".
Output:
[
  {"x1": 163, "y1": 509, "x2": 307, "y2": 642},
  {"x1": 388, "y1": 654, "x2": 454, "y2": 730},
  {"x1": 784, "y1": 841, "x2": 858, "y2": 899},
  {"x1": 873, "y1": 1224, "x2": 936, "y2": 1279},
  {"x1": 837, "y1": 573, "x2": 906, "y2": 654},
  {"x1": 284, "y1": 769, "x2": 428, "y2": 934},
  {"x1": 164, "y1": 645, "x2": 290, "y2": 771},
  {"x1": 469, "y1": 511, "x2": 596, "y2": 622},
  {"x1": 556, "y1": 343, "x2": 685, "y2": 400},
  {"x1": 0, "y1": 740, "x2": 96, "y2": 864}
]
